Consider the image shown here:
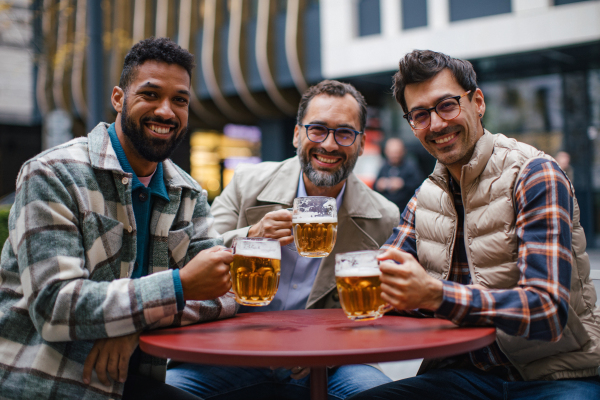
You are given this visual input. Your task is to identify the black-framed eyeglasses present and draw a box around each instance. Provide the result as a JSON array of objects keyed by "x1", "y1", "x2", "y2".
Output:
[
  {"x1": 403, "y1": 90, "x2": 471, "y2": 130},
  {"x1": 302, "y1": 124, "x2": 362, "y2": 147}
]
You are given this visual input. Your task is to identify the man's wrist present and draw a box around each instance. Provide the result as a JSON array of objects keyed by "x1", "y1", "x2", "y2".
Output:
[
  {"x1": 247, "y1": 224, "x2": 258, "y2": 237},
  {"x1": 424, "y1": 278, "x2": 444, "y2": 311}
]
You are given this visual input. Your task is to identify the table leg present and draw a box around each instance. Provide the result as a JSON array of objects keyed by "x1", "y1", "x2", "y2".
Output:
[{"x1": 310, "y1": 366, "x2": 328, "y2": 400}]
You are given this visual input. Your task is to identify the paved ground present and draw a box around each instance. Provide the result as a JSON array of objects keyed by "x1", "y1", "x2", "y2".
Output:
[{"x1": 381, "y1": 248, "x2": 600, "y2": 381}]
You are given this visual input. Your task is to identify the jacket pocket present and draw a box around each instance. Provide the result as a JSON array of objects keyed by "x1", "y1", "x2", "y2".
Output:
[
  {"x1": 497, "y1": 305, "x2": 590, "y2": 366},
  {"x1": 168, "y1": 222, "x2": 194, "y2": 268},
  {"x1": 81, "y1": 211, "x2": 124, "y2": 278}
]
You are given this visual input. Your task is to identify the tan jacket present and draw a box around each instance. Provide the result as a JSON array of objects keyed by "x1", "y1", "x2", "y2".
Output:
[
  {"x1": 211, "y1": 156, "x2": 400, "y2": 309},
  {"x1": 415, "y1": 131, "x2": 600, "y2": 380}
]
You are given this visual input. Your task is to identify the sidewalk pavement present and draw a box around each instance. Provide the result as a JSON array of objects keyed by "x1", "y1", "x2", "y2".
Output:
[{"x1": 381, "y1": 248, "x2": 600, "y2": 382}]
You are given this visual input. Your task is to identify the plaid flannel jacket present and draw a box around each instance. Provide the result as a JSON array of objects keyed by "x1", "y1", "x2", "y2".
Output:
[{"x1": 0, "y1": 123, "x2": 236, "y2": 400}]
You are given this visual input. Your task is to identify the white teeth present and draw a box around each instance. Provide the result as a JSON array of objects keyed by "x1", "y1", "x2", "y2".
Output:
[
  {"x1": 434, "y1": 134, "x2": 456, "y2": 144},
  {"x1": 316, "y1": 155, "x2": 337, "y2": 164},
  {"x1": 149, "y1": 124, "x2": 170, "y2": 134}
]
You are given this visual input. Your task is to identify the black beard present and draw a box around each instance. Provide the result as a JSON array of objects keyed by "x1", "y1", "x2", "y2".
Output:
[
  {"x1": 120, "y1": 99, "x2": 188, "y2": 163},
  {"x1": 297, "y1": 143, "x2": 359, "y2": 187}
]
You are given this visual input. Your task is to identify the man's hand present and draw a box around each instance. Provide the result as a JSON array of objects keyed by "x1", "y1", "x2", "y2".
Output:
[
  {"x1": 180, "y1": 246, "x2": 233, "y2": 301},
  {"x1": 378, "y1": 248, "x2": 443, "y2": 311},
  {"x1": 82, "y1": 332, "x2": 140, "y2": 386},
  {"x1": 387, "y1": 177, "x2": 405, "y2": 191},
  {"x1": 248, "y1": 210, "x2": 293, "y2": 246}
]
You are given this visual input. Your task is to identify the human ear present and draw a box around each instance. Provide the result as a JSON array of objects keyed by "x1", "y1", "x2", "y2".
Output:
[
  {"x1": 293, "y1": 125, "x2": 300, "y2": 148},
  {"x1": 111, "y1": 87, "x2": 125, "y2": 113}
]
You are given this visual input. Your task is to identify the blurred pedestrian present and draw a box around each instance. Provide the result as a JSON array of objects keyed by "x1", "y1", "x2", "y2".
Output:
[
  {"x1": 556, "y1": 150, "x2": 574, "y2": 181},
  {"x1": 375, "y1": 137, "x2": 424, "y2": 211}
]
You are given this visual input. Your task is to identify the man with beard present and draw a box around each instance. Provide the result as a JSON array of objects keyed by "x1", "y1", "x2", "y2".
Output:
[
  {"x1": 348, "y1": 50, "x2": 600, "y2": 399},
  {"x1": 166, "y1": 80, "x2": 400, "y2": 399},
  {"x1": 0, "y1": 37, "x2": 234, "y2": 400}
]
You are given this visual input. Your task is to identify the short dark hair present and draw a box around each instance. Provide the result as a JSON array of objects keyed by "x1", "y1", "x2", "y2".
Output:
[
  {"x1": 119, "y1": 37, "x2": 195, "y2": 91},
  {"x1": 296, "y1": 80, "x2": 367, "y2": 131},
  {"x1": 393, "y1": 50, "x2": 477, "y2": 113}
]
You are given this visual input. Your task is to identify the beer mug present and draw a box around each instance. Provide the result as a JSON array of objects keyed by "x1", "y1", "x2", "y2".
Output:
[
  {"x1": 229, "y1": 238, "x2": 281, "y2": 306},
  {"x1": 292, "y1": 196, "x2": 338, "y2": 258},
  {"x1": 335, "y1": 250, "x2": 392, "y2": 321}
]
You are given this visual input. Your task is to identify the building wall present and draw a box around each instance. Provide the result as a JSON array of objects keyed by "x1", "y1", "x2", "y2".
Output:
[
  {"x1": 0, "y1": 0, "x2": 36, "y2": 125},
  {"x1": 320, "y1": 0, "x2": 600, "y2": 79}
]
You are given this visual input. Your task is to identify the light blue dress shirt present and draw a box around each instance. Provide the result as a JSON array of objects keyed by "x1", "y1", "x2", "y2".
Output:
[{"x1": 239, "y1": 174, "x2": 345, "y2": 313}]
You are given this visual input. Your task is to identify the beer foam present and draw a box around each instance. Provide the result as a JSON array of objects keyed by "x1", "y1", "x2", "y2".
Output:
[
  {"x1": 292, "y1": 216, "x2": 337, "y2": 224},
  {"x1": 336, "y1": 268, "x2": 381, "y2": 277},
  {"x1": 235, "y1": 245, "x2": 281, "y2": 260}
]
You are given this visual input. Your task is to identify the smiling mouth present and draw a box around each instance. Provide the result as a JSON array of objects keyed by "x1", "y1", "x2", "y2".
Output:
[
  {"x1": 432, "y1": 132, "x2": 458, "y2": 144},
  {"x1": 315, "y1": 154, "x2": 339, "y2": 164},
  {"x1": 146, "y1": 123, "x2": 174, "y2": 135}
]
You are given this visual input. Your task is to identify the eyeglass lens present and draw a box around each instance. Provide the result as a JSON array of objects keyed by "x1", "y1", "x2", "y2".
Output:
[
  {"x1": 410, "y1": 97, "x2": 461, "y2": 129},
  {"x1": 307, "y1": 125, "x2": 356, "y2": 146}
]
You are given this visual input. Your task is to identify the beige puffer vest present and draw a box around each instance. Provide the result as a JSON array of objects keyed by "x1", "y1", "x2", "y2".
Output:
[{"x1": 416, "y1": 131, "x2": 600, "y2": 381}]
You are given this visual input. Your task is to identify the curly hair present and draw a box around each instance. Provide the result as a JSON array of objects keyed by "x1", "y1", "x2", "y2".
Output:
[
  {"x1": 296, "y1": 80, "x2": 367, "y2": 132},
  {"x1": 119, "y1": 37, "x2": 195, "y2": 91},
  {"x1": 393, "y1": 50, "x2": 477, "y2": 113}
]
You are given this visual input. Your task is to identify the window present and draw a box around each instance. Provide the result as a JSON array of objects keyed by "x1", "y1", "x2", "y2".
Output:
[
  {"x1": 449, "y1": 0, "x2": 511, "y2": 22},
  {"x1": 554, "y1": 0, "x2": 592, "y2": 5},
  {"x1": 358, "y1": 0, "x2": 381, "y2": 37},
  {"x1": 402, "y1": 0, "x2": 427, "y2": 30}
]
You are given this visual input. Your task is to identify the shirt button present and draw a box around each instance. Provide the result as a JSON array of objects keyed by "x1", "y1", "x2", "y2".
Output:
[
  {"x1": 127, "y1": 226, "x2": 133, "y2": 233},
  {"x1": 139, "y1": 192, "x2": 148, "y2": 202},
  {"x1": 293, "y1": 284, "x2": 298, "y2": 289},
  {"x1": 122, "y1": 177, "x2": 129, "y2": 185}
]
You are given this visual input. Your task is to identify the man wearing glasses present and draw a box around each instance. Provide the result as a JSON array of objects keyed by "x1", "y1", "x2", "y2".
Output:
[
  {"x1": 167, "y1": 80, "x2": 400, "y2": 399},
  {"x1": 349, "y1": 50, "x2": 600, "y2": 399}
]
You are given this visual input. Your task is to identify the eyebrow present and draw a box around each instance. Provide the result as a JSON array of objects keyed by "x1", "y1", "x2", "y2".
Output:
[
  {"x1": 308, "y1": 121, "x2": 358, "y2": 130},
  {"x1": 409, "y1": 93, "x2": 456, "y2": 111},
  {"x1": 138, "y1": 82, "x2": 191, "y2": 96}
]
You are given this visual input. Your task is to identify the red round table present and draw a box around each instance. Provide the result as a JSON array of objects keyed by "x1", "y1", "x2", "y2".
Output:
[{"x1": 140, "y1": 309, "x2": 496, "y2": 400}]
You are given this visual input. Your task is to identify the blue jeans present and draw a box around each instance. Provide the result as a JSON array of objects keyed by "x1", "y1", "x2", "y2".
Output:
[
  {"x1": 166, "y1": 364, "x2": 391, "y2": 400},
  {"x1": 347, "y1": 367, "x2": 600, "y2": 400}
]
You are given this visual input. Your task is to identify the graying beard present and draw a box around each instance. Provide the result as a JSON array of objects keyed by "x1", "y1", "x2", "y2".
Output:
[{"x1": 298, "y1": 144, "x2": 354, "y2": 187}]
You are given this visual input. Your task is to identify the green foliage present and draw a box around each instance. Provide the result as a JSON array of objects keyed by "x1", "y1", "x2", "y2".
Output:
[{"x1": 0, "y1": 206, "x2": 10, "y2": 250}]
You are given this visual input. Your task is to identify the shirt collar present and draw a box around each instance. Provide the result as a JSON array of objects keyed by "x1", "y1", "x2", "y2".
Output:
[
  {"x1": 297, "y1": 173, "x2": 346, "y2": 210},
  {"x1": 107, "y1": 123, "x2": 169, "y2": 202}
]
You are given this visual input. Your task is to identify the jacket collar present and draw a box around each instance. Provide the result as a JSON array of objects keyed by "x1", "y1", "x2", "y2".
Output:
[
  {"x1": 429, "y1": 129, "x2": 494, "y2": 189},
  {"x1": 87, "y1": 122, "x2": 196, "y2": 191},
  {"x1": 256, "y1": 157, "x2": 382, "y2": 219}
]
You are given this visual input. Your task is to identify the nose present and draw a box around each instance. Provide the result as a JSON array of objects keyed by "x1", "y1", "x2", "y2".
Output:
[
  {"x1": 320, "y1": 129, "x2": 340, "y2": 152},
  {"x1": 429, "y1": 110, "x2": 448, "y2": 133},
  {"x1": 155, "y1": 97, "x2": 176, "y2": 120}
]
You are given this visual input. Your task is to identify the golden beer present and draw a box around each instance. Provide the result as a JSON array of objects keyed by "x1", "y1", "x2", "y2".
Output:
[
  {"x1": 335, "y1": 250, "x2": 391, "y2": 321},
  {"x1": 230, "y1": 255, "x2": 281, "y2": 306},
  {"x1": 292, "y1": 219, "x2": 338, "y2": 258},
  {"x1": 229, "y1": 237, "x2": 281, "y2": 306},
  {"x1": 336, "y1": 271, "x2": 388, "y2": 321}
]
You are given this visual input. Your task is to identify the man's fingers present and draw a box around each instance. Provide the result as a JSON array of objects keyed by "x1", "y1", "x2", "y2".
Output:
[
  {"x1": 378, "y1": 247, "x2": 414, "y2": 263},
  {"x1": 95, "y1": 348, "x2": 111, "y2": 386},
  {"x1": 118, "y1": 352, "x2": 130, "y2": 383},
  {"x1": 278, "y1": 235, "x2": 294, "y2": 246},
  {"x1": 290, "y1": 367, "x2": 311, "y2": 380},
  {"x1": 379, "y1": 261, "x2": 410, "y2": 277},
  {"x1": 82, "y1": 345, "x2": 99, "y2": 384},
  {"x1": 107, "y1": 352, "x2": 120, "y2": 383},
  {"x1": 267, "y1": 210, "x2": 293, "y2": 220}
]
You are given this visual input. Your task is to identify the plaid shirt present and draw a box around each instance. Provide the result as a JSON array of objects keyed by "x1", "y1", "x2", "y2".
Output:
[
  {"x1": 384, "y1": 158, "x2": 572, "y2": 380},
  {"x1": 0, "y1": 123, "x2": 236, "y2": 399}
]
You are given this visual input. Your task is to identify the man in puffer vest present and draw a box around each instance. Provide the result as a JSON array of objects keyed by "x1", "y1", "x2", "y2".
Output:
[{"x1": 349, "y1": 50, "x2": 600, "y2": 399}]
